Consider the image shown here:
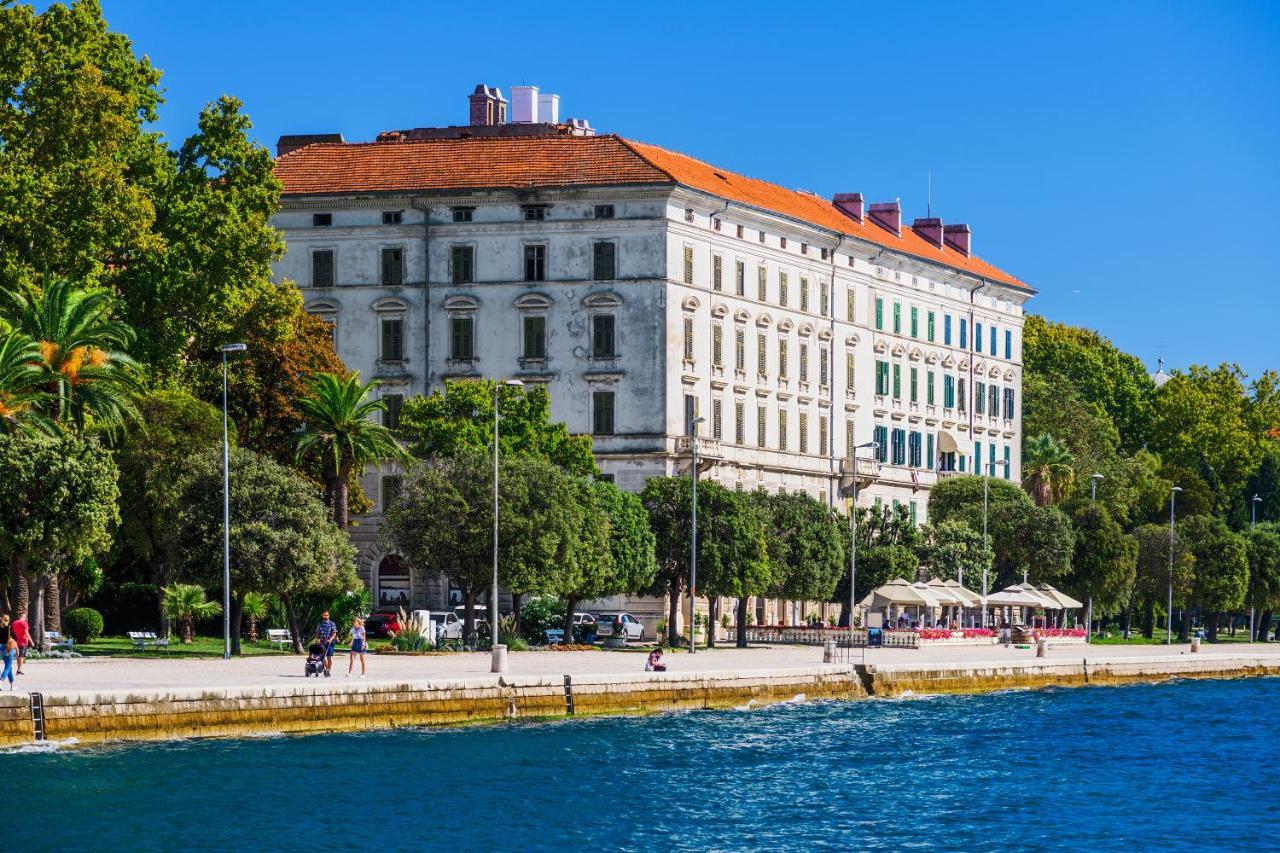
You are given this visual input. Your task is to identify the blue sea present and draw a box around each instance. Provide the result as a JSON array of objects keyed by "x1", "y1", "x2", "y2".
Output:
[{"x1": 7, "y1": 678, "x2": 1278, "y2": 851}]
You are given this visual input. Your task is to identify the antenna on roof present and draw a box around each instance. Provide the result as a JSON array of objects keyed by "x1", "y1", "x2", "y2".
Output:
[{"x1": 927, "y1": 170, "x2": 932, "y2": 218}]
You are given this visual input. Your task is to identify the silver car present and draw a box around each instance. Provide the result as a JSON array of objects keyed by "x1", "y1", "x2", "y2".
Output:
[{"x1": 595, "y1": 612, "x2": 644, "y2": 641}]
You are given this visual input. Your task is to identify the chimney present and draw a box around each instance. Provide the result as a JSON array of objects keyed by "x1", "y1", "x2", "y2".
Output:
[
  {"x1": 538, "y1": 93, "x2": 560, "y2": 124},
  {"x1": 275, "y1": 133, "x2": 345, "y2": 157},
  {"x1": 832, "y1": 192, "x2": 864, "y2": 223},
  {"x1": 868, "y1": 201, "x2": 901, "y2": 236},
  {"x1": 511, "y1": 85, "x2": 540, "y2": 123},
  {"x1": 943, "y1": 223, "x2": 971, "y2": 257},
  {"x1": 468, "y1": 84, "x2": 507, "y2": 127},
  {"x1": 913, "y1": 217, "x2": 944, "y2": 248}
]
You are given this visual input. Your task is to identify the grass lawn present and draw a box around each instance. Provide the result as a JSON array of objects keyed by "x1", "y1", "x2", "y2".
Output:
[
  {"x1": 74, "y1": 635, "x2": 292, "y2": 658},
  {"x1": 1091, "y1": 630, "x2": 1268, "y2": 646}
]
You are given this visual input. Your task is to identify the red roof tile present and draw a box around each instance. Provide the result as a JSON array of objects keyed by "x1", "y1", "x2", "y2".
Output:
[{"x1": 276, "y1": 134, "x2": 1029, "y2": 291}]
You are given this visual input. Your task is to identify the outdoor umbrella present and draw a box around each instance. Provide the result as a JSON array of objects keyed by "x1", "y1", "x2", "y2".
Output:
[
  {"x1": 857, "y1": 578, "x2": 935, "y2": 609},
  {"x1": 1036, "y1": 583, "x2": 1084, "y2": 609}
]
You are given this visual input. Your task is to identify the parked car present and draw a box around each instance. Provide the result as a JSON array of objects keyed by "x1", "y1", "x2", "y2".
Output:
[
  {"x1": 365, "y1": 611, "x2": 401, "y2": 639},
  {"x1": 572, "y1": 613, "x2": 596, "y2": 627},
  {"x1": 429, "y1": 611, "x2": 463, "y2": 641},
  {"x1": 595, "y1": 613, "x2": 644, "y2": 641}
]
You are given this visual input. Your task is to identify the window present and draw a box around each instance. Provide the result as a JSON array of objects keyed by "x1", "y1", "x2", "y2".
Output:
[
  {"x1": 909, "y1": 431, "x2": 922, "y2": 467},
  {"x1": 927, "y1": 370, "x2": 935, "y2": 404},
  {"x1": 1004, "y1": 445, "x2": 1011, "y2": 479},
  {"x1": 847, "y1": 288, "x2": 856, "y2": 322},
  {"x1": 819, "y1": 415, "x2": 828, "y2": 455},
  {"x1": 524, "y1": 245, "x2": 546, "y2": 282},
  {"x1": 684, "y1": 395, "x2": 698, "y2": 434},
  {"x1": 735, "y1": 260, "x2": 745, "y2": 296},
  {"x1": 683, "y1": 317, "x2": 694, "y2": 362},
  {"x1": 735, "y1": 401, "x2": 746, "y2": 444},
  {"x1": 927, "y1": 311, "x2": 935, "y2": 342},
  {"x1": 712, "y1": 255, "x2": 723, "y2": 291},
  {"x1": 452, "y1": 207, "x2": 474, "y2": 223},
  {"x1": 798, "y1": 412, "x2": 808, "y2": 453},
  {"x1": 593, "y1": 242, "x2": 617, "y2": 280},
  {"x1": 960, "y1": 318, "x2": 968, "y2": 350},
  {"x1": 910, "y1": 500, "x2": 918, "y2": 526},
  {"x1": 382, "y1": 211, "x2": 403, "y2": 225},
  {"x1": 735, "y1": 329, "x2": 745, "y2": 371},
  {"x1": 910, "y1": 306, "x2": 918, "y2": 338},
  {"x1": 976, "y1": 381, "x2": 987, "y2": 415},
  {"x1": 778, "y1": 410, "x2": 788, "y2": 450},
  {"x1": 712, "y1": 399, "x2": 723, "y2": 440},
  {"x1": 975, "y1": 322, "x2": 983, "y2": 352},
  {"x1": 990, "y1": 442, "x2": 997, "y2": 475},
  {"x1": 958, "y1": 377, "x2": 967, "y2": 412},
  {"x1": 779, "y1": 272, "x2": 789, "y2": 306},
  {"x1": 381, "y1": 317, "x2": 404, "y2": 362},
  {"x1": 799, "y1": 343, "x2": 809, "y2": 382},
  {"x1": 893, "y1": 302, "x2": 902, "y2": 334},
  {"x1": 594, "y1": 204, "x2": 614, "y2": 219},
  {"x1": 927, "y1": 433, "x2": 935, "y2": 470},
  {"x1": 846, "y1": 353, "x2": 855, "y2": 392},
  {"x1": 757, "y1": 333, "x2": 767, "y2": 376},
  {"x1": 820, "y1": 281, "x2": 829, "y2": 316},
  {"x1": 381, "y1": 247, "x2": 404, "y2": 286},
  {"x1": 944, "y1": 375, "x2": 955, "y2": 408},
  {"x1": 683, "y1": 246, "x2": 694, "y2": 284},
  {"x1": 758, "y1": 230, "x2": 766, "y2": 243},
  {"x1": 988, "y1": 384, "x2": 999, "y2": 417},
  {"x1": 819, "y1": 347, "x2": 829, "y2": 387},
  {"x1": 713, "y1": 219, "x2": 722, "y2": 231},
  {"x1": 592, "y1": 391, "x2": 615, "y2": 435},
  {"x1": 846, "y1": 421, "x2": 855, "y2": 456},
  {"x1": 799, "y1": 277, "x2": 808, "y2": 312},
  {"x1": 451, "y1": 245, "x2": 474, "y2": 284},
  {"x1": 778, "y1": 338, "x2": 788, "y2": 378},
  {"x1": 522, "y1": 205, "x2": 546, "y2": 221},
  {"x1": 944, "y1": 314, "x2": 952, "y2": 346},
  {"x1": 312, "y1": 250, "x2": 334, "y2": 287},
  {"x1": 892, "y1": 364, "x2": 901, "y2": 400},
  {"x1": 1003, "y1": 387, "x2": 1016, "y2": 419},
  {"x1": 780, "y1": 237, "x2": 787, "y2": 250},
  {"x1": 523, "y1": 316, "x2": 547, "y2": 359},
  {"x1": 891, "y1": 428, "x2": 906, "y2": 465},
  {"x1": 712, "y1": 325, "x2": 724, "y2": 367},
  {"x1": 910, "y1": 367, "x2": 918, "y2": 403},
  {"x1": 875, "y1": 297, "x2": 884, "y2": 330},
  {"x1": 312, "y1": 213, "x2": 332, "y2": 227},
  {"x1": 875, "y1": 360, "x2": 890, "y2": 396},
  {"x1": 874, "y1": 425, "x2": 889, "y2": 462},
  {"x1": 381, "y1": 475, "x2": 402, "y2": 512},
  {"x1": 737, "y1": 224, "x2": 745, "y2": 239},
  {"x1": 685, "y1": 207, "x2": 695, "y2": 222},
  {"x1": 757, "y1": 266, "x2": 767, "y2": 301},
  {"x1": 382, "y1": 394, "x2": 403, "y2": 430},
  {"x1": 990, "y1": 325, "x2": 997, "y2": 356},
  {"x1": 449, "y1": 316, "x2": 473, "y2": 361},
  {"x1": 592, "y1": 315, "x2": 617, "y2": 358},
  {"x1": 1005, "y1": 329, "x2": 1013, "y2": 360},
  {"x1": 757, "y1": 405, "x2": 767, "y2": 448}
]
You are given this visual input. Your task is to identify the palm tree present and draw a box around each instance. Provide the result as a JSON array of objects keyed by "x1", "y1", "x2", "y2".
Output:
[
  {"x1": 0, "y1": 329, "x2": 56, "y2": 435},
  {"x1": 295, "y1": 372, "x2": 410, "y2": 527},
  {"x1": 162, "y1": 584, "x2": 223, "y2": 643},
  {"x1": 4, "y1": 276, "x2": 144, "y2": 431},
  {"x1": 1021, "y1": 433, "x2": 1076, "y2": 506},
  {"x1": 242, "y1": 591, "x2": 269, "y2": 643}
]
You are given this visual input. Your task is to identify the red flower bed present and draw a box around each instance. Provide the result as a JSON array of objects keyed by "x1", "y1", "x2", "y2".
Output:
[
  {"x1": 1035, "y1": 628, "x2": 1086, "y2": 638},
  {"x1": 962, "y1": 628, "x2": 996, "y2": 638}
]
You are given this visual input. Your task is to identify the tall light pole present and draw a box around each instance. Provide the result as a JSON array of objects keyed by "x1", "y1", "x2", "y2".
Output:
[
  {"x1": 981, "y1": 457, "x2": 1009, "y2": 628},
  {"x1": 847, "y1": 441, "x2": 879, "y2": 646},
  {"x1": 688, "y1": 414, "x2": 706, "y2": 654},
  {"x1": 1167, "y1": 485, "x2": 1182, "y2": 645},
  {"x1": 1088, "y1": 472, "x2": 1104, "y2": 642},
  {"x1": 219, "y1": 343, "x2": 247, "y2": 661},
  {"x1": 492, "y1": 378, "x2": 523, "y2": 672},
  {"x1": 1251, "y1": 494, "x2": 1261, "y2": 642}
]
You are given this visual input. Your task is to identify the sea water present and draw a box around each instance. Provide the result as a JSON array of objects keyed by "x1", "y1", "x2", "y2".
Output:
[{"x1": 8, "y1": 678, "x2": 1278, "y2": 851}]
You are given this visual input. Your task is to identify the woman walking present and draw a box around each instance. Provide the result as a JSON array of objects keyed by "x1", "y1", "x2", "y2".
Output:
[
  {"x1": 347, "y1": 617, "x2": 367, "y2": 677},
  {"x1": 1, "y1": 638, "x2": 16, "y2": 690}
]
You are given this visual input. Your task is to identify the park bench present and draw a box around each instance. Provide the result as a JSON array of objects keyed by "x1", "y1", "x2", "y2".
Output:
[
  {"x1": 266, "y1": 629, "x2": 293, "y2": 650},
  {"x1": 544, "y1": 628, "x2": 565, "y2": 645},
  {"x1": 128, "y1": 631, "x2": 170, "y2": 652},
  {"x1": 45, "y1": 631, "x2": 74, "y2": 651}
]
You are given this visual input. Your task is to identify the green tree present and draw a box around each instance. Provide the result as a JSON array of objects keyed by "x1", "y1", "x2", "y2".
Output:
[
  {"x1": 756, "y1": 490, "x2": 845, "y2": 631},
  {"x1": 1130, "y1": 523, "x2": 1194, "y2": 639},
  {"x1": 1022, "y1": 373, "x2": 1120, "y2": 482},
  {"x1": 1067, "y1": 503, "x2": 1137, "y2": 621},
  {"x1": 161, "y1": 583, "x2": 222, "y2": 644},
  {"x1": 173, "y1": 447, "x2": 357, "y2": 654},
  {"x1": 0, "y1": 432, "x2": 119, "y2": 648},
  {"x1": 294, "y1": 372, "x2": 409, "y2": 528},
  {"x1": 1021, "y1": 433, "x2": 1076, "y2": 506},
  {"x1": 918, "y1": 519, "x2": 990, "y2": 586},
  {"x1": 1244, "y1": 450, "x2": 1280, "y2": 526},
  {"x1": 398, "y1": 380, "x2": 596, "y2": 476},
  {"x1": 1091, "y1": 449, "x2": 1170, "y2": 531},
  {"x1": 837, "y1": 545, "x2": 921, "y2": 620},
  {"x1": 0, "y1": 329, "x2": 55, "y2": 434},
  {"x1": 1245, "y1": 522, "x2": 1280, "y2": 641},
  {"x1": 1179, "y1": 515, "x2": 1249, "y2": 642},
  {"x1": 693, "y1": 484, "x2": 771, "y2": 648}
]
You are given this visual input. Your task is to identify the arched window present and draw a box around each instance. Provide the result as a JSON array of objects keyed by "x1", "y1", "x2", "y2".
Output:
[{"x1": 376, "y1": 555, "x2": 411, "y2": 608}]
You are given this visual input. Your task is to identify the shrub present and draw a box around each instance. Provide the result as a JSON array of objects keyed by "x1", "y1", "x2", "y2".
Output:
[
  {"x1": 64, "y1": 608, "x2": 105, "y2": 644},
  {"x1": 388, "y1": 608, "x2": 433, "y2": 652},
  {"x1": 519, "y1": 595, "x2": 564, "y2": 644}
]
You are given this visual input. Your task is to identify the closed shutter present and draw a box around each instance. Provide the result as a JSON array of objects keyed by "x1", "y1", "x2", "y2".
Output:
[
  {"x1": 312, "y1": 250, "x2": 334, "y2": 287},
  {"x1": 523, "y1": 316, "x2": 546, "y2": 359},
  {"x1": 683, "y1": 246, "x2": 694, "y2": 284},
  {"x1": 735, "y1": 260, "x2": 745, "y2": 296},
  {"x1": 592, "y1": 392, "x2": 615, "y2": 435},
  {"x1": 683, "y1": 317, "x2": 694, "y2": 361},
  {"x1": 382, "y1": 394, "x2": 403, "y2": 430},
  {"x1": 778, "y1": 339, "x2": 788, "y2": 378},
  {"x1": 451, "y1": 246, "x2": 473, "y2": 284},
  {"x1": 593, "y1": 242, "x2": 616, "y2": 280},
  {"x1": 381, "y1": 318, "x2": 404, "y2": 362},
  {"x1": 381, "y1": 247, "x2": 404, "y2": 286},
  {"x1": 593, "y1": 315, "x2": 616, "y2": 358},
  {"x1": 450, "y1": 317, "x2": 473, "y2": 360},
  {"x1": 712, "y1": 255, "x2": 723, "y2": 291},
  {"x1": 798, "y1": 412, "x2": 808, "y2": 453},
  {"x1": 735, "y1": 329, "x2": 745, "y2": 371},
  {"x1": 712, "y1": 325, "x2": 723, "y2": 367}
]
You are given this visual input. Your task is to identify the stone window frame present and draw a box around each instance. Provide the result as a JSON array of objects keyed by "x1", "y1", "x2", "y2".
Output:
[
  {"x1": 514, "y1": 293, "x2": 553, "y2": 367},
  {"x1": 584, "y1": 291, "x2": 624, "y2": 362},
  {"x1": 373, "y1": 296, "x2": 410, "y2": 367},
  {"x1": 443, "y1": 295, "x2": 479, "y2": 366}
]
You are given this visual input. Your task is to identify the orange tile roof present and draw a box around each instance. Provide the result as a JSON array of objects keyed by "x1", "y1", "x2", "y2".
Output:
[{"x1": 276, "y1": 134, "x2": 1029, "y2": 291}]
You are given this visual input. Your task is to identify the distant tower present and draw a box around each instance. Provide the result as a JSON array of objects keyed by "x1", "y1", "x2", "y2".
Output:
[{"x1": 1151, "y1": 357, "x2": 1171, "y2": 388}]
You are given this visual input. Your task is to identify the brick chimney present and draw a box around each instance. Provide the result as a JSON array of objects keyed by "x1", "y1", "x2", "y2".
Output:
[
  {"x1": 868, "y1": 201, "x2": 901, "y2": 236},
  {"x1": 913, "y1": 217, "x2": 944, "y2": 248},
  {"x1": 276, "y1": 133, "x2": 344, "y2": 157},
  {"x1": 469, "y1": 84, "x2": 507, "y2": 127},
  {"x1": 943, "y1": 223, "x2": 971, "y2": 257},
  {"x1": 832, "y1": 192, "x2": 864, "y2": 223}
]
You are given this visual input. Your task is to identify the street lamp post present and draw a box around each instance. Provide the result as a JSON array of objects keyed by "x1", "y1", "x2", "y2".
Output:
[
  {"x1": 688, "y1": 415, "x2": 706, "y2": 654},
  {"x1": 847, "y1": 441, "x2": 879, "y2": 647},
  {"x1": 1167, "y1": 485, "x2": 1182, "y2": 645},
  {"x1": 981, "y1": 457, "x2": 1009, "y2": 629},
  {"x1": 1088, "y1": 473, "x2": 1104, "y2": 642},
  {"x1": 219, "y1": 343, "x2": 247, "y2": 661},
  {"x1": 1251, "y1": 494, "x2": 1261, "y2": 641},
  {"x1": 492, "y1": 379, "x2": 524, "y2": 672}
]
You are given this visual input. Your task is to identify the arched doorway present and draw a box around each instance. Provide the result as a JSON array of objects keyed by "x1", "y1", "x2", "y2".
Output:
[{"x1": 376, "y1": 555, "x2": 411, "y2": 609}]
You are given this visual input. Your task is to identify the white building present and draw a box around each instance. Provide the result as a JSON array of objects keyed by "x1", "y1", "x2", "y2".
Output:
[{"x1": 271, "y1": 85, "x2": 1035, "y2": 625}]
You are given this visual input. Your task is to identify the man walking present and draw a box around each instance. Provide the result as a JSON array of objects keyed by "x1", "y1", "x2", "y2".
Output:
[
  {"x1": 315, "y1": 611, "x2": 338, "y2": 675},
  {"x1": 9, "y1": 615, "x2": 28, "y2": 675}
]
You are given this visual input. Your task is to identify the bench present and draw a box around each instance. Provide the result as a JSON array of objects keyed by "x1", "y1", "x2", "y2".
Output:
[
  {"x1": 128, "y1": 631, "x2": 170, "y2": 652},
  {"x1": 544, "y1": 628, "x2": 565, "y2": 645},
  {"x1": 266, "y1": 629, "x2": 293, "y2": 650},
  {"x1": 45, "y1": 631, "x2": 74, "y2": 651}
]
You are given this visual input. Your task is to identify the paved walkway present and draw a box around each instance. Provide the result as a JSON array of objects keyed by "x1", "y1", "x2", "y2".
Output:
[{"x1": 13, "y1": 641, "x2": 1280, "y2": 697}]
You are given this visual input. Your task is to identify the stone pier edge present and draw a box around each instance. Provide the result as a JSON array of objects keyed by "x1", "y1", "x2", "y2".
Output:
[{"x1": 1, "y1": 655, "x2": 1277, "y2": 747}]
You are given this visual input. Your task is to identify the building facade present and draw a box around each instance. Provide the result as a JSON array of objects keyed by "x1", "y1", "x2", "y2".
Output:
[{"x1": 270, "y1": 86, "x2": 1035, "y2": 625}]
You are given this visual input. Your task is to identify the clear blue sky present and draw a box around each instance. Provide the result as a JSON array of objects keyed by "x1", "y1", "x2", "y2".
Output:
[{"x1": 89, "y1": 0, "x2": 1280, "y2": 380}]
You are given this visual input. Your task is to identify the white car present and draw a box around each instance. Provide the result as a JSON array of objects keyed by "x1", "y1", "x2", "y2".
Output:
[
  {"x1": 595, "y1": 613, "x2": 644, "y2": 641},
  {"x1": 428, "y1": 611, "x2": 462, "y2": 641}
]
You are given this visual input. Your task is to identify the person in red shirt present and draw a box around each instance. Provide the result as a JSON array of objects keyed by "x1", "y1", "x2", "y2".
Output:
[{"x1": 11, "y1": 616, "x2": 30, "y2": 675}]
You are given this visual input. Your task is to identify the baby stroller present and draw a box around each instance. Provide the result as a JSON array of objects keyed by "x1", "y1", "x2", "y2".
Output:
[{"x1": 305, "y1": 642, "x2": 328, "y2": 677}]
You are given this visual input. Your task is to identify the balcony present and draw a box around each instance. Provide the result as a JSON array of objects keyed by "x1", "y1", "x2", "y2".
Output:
[
  {"x1": 675, "y1": 435, "x2": 722, "y2": 474},
  {"x1": 839, "y1": 456, "x2": 881, "y2": 493}
]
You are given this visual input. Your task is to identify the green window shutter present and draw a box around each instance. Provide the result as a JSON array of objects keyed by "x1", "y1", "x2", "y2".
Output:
[
  {"x1": 892, "y1": 364, "x2": 901, "y2": 399},
  {"x1": 875, "y1": 297, "x2": 883, "y2": 330}
]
